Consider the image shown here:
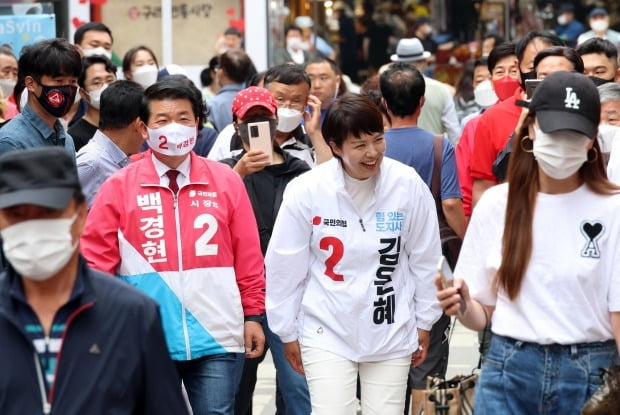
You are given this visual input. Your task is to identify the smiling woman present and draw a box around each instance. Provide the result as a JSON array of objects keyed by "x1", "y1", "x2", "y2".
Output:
[
  {"x1": 322, "y1": 93, "x2": 385, "y2": 180},
  {"x1": 265, "y1": 93, "x2": 442, "y2": 415}
]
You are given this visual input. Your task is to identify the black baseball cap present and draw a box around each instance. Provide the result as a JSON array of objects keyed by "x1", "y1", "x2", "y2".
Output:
[
  {"x1": 0, "y1": 147, "x2": 81, "y2": 210},
  {"x1": 528, "y1": 71, "x2": 600, "y2": 138}
]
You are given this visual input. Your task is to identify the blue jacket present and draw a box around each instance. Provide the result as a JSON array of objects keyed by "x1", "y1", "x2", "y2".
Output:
[{"x1": 0, "y1": 258, "x2": 188, "y2": 414}]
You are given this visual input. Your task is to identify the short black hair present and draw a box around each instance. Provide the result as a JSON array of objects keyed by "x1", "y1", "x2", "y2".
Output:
[
  {"x1": 73, "y1": 22, "x2": 113, "y2": 45},
  {"x1": 474, "y1": 56, "x2": 488, "y2": 69},
  {"x1": 122, "y1": 45, "x2": 159, "y2": 75},
  {"x1": 576, "y1": 37, "x2": 618, "y2": 61},
  {"x1": 78, "y1": 55, "x2": 117, "y2": 88},
  {"x1": 285, "y1": 25, "x2": 303, "y2": 37},
  {"x1": 264, "y1": 63, "x2": 311, "y2": 88},
  {"x1": 483, "y1": 33, "x2": 505, "y2": 46},
  {"x1": 515, "y1": 31, "x2": 564, "y2": 62},
  {"x1": 304, "y1": 56, "x2": 341, "y2": 75},
  {"x1": 379, "y1": 62, "x2": 425, "y2": 117},
  {"x1": 200, "y1": 55, "x2": 219, "y2": 87},
  {"x1": 487, "y1": 42, "x2": 516, "y2": 72},
  {"x1": 99, "y1": 80, "x2": 144, "y2": 130},
  {"x1": 224, "y1": 27, "x2": 241, "y2": 37},
  {"x1": 533, "y1": 46, "x2": 584, "y2": 73},
  {"x1": 247, "y1": 71, "x2": 266, "y2": 87},
  {"x1": 322, "y1": 93, "x2": 384, "y2": 150},
  {"x1": 19, "y1": 38, "x2": 82, "y2": 81},
  {"x1": 140, "y1": 78, "x2": 200, "y2": 124},
  {"x1": 219, "y1": 49, "x2": 253, "y2": 84}
]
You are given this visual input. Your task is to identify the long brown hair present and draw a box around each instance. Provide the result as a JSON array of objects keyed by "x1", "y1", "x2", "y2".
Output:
[{"x1": 497, "y1": 113, "x2": 620, "y2": 300}]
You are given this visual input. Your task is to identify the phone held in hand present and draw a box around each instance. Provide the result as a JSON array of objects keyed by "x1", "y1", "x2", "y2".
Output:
[
  {"x1": 437, "y1": 256, "x2": 467, "y2": 314},
  {"x1": 248, "y1": 121, "x2": 273, "y2": 164},
  {"x1": 525, "y1": 79, "x2": 542, "y2": 99}
]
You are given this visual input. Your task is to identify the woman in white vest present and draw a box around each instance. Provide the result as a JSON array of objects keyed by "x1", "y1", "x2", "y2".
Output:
[
  {"x1": 265, "y1": 93, "x2": 442, "y2": 415},
  {"x1": 437, "y1": 71, "x2": 620, "y2": 413}
]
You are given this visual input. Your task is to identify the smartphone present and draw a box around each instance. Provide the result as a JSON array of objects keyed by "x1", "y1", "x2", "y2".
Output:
[
  {"x1": 247, "y1": 121, "x2": 273, "y2": 164},
  {"x1": 437, "y1": 256, "x2": 467, "y2": 313},
  {"x1": 525, "y1": 79, "x2": 542, "y2": 99},
  {"x1": 437, "y1": 256, "x2": 455, "y2": 289}
]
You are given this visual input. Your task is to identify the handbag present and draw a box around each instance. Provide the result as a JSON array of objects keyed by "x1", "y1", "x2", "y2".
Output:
[
  {"x1": 431, "y1": 136, "x2": 462, "y2": 270},
  {"x1": 580, "y1": 365, "x2": 620, "y2": 415},
  {"x1": 422, "y1": 373, "x2": 478, "y2": 415}
]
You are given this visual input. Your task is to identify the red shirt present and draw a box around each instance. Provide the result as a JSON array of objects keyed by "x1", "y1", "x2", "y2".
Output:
[
  {"x1": 470, "y1": 88, "x2": 523, "y2": 181},
  {"x1": 456, "y1": 114, "x2": 482, "y2": 217}
]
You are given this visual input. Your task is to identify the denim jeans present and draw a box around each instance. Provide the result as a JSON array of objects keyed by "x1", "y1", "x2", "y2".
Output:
[
  {"x1": 475, "y1": 334, "x2": 617, "y2": 415},
  {"x1": 176, "y1": 352, "x2": 244, "y2": 415},
  {"x1": 265, "y1": 318, "x2": 312, "y2": 414}
]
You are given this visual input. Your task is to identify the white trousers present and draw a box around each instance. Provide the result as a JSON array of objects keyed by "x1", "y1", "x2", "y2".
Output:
[{"x1": 301, "y1": 346, "x2": 411, "y2": 415}]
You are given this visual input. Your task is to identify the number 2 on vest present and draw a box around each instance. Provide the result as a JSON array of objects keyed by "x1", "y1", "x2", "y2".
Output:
[
  {"x1": 319, "y1": 237, "x2": 344, "y2": 282},
  {"x1": 194, "y1": 214, "x2": 218, "y2": 256}
]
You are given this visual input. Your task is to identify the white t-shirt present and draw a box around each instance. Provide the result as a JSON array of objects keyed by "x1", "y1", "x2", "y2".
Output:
[
  {"x1": 343, "y1": 172, "x2": 376, "y2": 215},
  {"x1": 456, "y1": 183, "x2": 620, "y2": 344}
]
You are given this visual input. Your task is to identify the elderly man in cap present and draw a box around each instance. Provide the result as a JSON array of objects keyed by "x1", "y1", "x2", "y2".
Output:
[
  {"x1": 0, "y1": 147, "x2": 187, "y2": 414},
  {"x1": 577, "y1": 7, "x2": 620, "y2": 47},
  {"x1": 386, "y1": 38, "x2": 460, "y2": 143}
]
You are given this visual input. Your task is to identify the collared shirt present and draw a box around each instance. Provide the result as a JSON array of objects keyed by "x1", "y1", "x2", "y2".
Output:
[
  {"x1": 0, "y1": 104, "x2": 75, "y2": 157},
  {"x1": 9, "y1": 268, "x2": 84, "y2": 393},
  {"x1": 206, "y1": 84, "x2": 244, "y2": 132},
  {"x1": 151, "y1": 153, "x2": 191, "y2": 189},
  {"x1": 76, "y1": 130, "x2": 130, "y2": 208},
  {"x1": 286, "y1": 47, "x2": 306, "y2": 65}
]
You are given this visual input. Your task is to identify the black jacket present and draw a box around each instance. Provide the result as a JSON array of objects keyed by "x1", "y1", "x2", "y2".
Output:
[
  {"x1": 0, "y1": 258, "x2": 188, "y2": 415},
  {"x1": 221, "y1": 150, "x2": 310, "y2": 254}
]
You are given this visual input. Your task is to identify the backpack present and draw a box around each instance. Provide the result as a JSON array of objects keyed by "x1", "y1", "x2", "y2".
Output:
[{"x1": 431, "y1": 136, "x2": 462, "y2": 270}]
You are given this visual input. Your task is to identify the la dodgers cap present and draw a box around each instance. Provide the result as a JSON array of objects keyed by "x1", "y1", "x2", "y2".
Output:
[{"x1": 528, "y1": 71, "x2": 600, "y2": 138}]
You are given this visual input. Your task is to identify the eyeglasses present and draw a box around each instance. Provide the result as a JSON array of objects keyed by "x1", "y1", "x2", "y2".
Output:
[{"x1": 274, "y1": 96, "x2": 305, "y2": 112}]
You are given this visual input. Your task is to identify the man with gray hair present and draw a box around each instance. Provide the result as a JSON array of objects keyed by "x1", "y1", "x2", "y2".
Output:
[{"x1": 600, "y1": 83, "x2": 620, "y2": 182}]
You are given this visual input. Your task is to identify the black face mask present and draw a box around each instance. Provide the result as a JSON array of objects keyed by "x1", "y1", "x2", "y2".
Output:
[
  {"x1": 589, "y1": 76, "x2": 614, "y2": 87},
  {"x1": 36, "y1": 84, "x2": 77, "y2": 118},
  {"x1": 519, "y1": 70, "x2": 536, "y2": 90},
  {"x1": 237, "y1": 117, "x2": 277, "y2": 146}
]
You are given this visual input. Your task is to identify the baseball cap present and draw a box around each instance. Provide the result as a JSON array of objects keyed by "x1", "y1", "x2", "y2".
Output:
[
  {"x1": 529, "y1": 71, "x2": 600, "y2": 137},
  {"x1": 557, "y1": 3, "x2": 574, "y2": 15},
  {"x1": 588, "y1": 8, "x2": 608, "y2": 19},
  {"x1": 232, "y1": 86, "x2": 278, "y2": 120},
  {"x1": 0, "y1": 147, "x2": 81, "y2": 210}
]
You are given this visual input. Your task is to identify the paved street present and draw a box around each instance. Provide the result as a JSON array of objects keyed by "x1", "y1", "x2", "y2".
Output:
[{"x1": 252, "y1": 320, "x2": 480, "y2": 414}]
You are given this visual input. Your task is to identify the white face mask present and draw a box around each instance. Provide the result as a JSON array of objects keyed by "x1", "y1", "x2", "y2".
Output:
[
  {"x1": 82, "y1": 47, "x2": 112, "y2": 60},
  {"x1": 557, "y1": 14, "x2": 568, "y2": 25},
  {"x1": 132, "y1": 64, "x2": 158, "y2": 89},
  {"x1": 1, "y1": 213, "x2": 78, "y2": 281},
  {"x1": 0, "y1": 78, "x2": 16, "y2": 99},
  {"x1": 590, "y1": 19, "x2": 609, "y2": 33},
  {"x1": 473, "y1": 80, "x2": 498, "y2": 108},
  {"x1": 287, "y1": 37, "x2": 304, "y2": 51},
  {"x1": 146, "y1": 122, "x2": 197, "y2": 156},
  {"x1": 533, "y1": 126, "x2": 590, "y2": 180},
  {"x1": 87, "y1": 83, "x2": 108, "y2": 110},
  {"x1": 277, "y1": 107, "x2": 304, "y2": 133},
  {"x1": 597, "y1": 124, "x2": 620, "y2": 154}
]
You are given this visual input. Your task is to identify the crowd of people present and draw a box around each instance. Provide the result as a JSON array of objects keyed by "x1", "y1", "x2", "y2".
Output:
[{"x1": 0, "y1": 2, "x2": 619, "y2": 414}]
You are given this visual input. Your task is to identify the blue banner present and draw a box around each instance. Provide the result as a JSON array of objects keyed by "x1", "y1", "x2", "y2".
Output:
[{"x1": 0, "y1": 14, "x2": 56, "y2": 56}]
